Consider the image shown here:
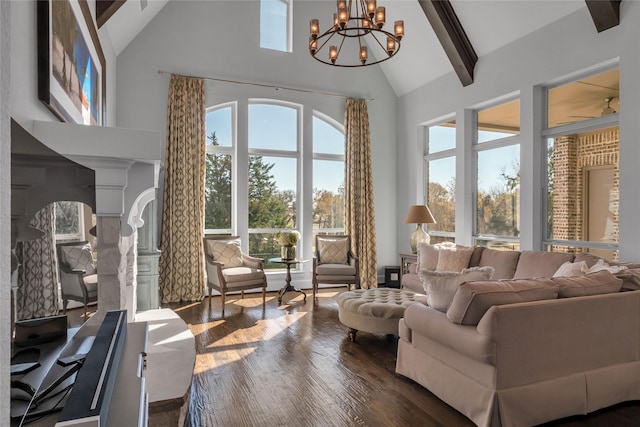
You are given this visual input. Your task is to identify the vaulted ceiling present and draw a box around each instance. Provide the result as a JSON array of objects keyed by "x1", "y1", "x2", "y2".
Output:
[{"x1": 98, "y1": 0, "x2": 618, "y2": 97}]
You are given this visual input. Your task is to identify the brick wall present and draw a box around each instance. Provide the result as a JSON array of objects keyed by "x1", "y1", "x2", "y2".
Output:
[{"x1": 551, "y1": 128, "x2": 619, "y2": 251}]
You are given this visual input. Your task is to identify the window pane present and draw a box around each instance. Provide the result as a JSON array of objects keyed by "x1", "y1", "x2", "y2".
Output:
[
  {"x1": 249, "y1": 155, "x2": 296, "y2": 228},
  {"x1": 546, "y1": 126, "x2": 619, "y2": 245},
  {"x1": 249, "y1": 104, "x2": 297, "y2": 151},
  {"x1": 205, "y1": 153, "x2": 232, "y2": 230},
  {"x1": 427, "y1": 157, "x2": 455, "y2": 233},
  {"x1": 313, "y1": 159, "x2": 344, "y2": 230},
  {"x1": 260, "y1": 0, "x2": 288, "y2": 52},
  {"x1": 477, "y1": 99, "x2": 520, "y2": 143},
  {"x1": 206, "y1": 107, "x2": 232, "y2": 147},
  {"x1": 546, "y1": 244, "x2": 617, "y2": 261},
  {"x1": 474, "y1": 238, "x2": 520, "y2": 251},
  {"x1": 313, "y1": 116, "x2": 343, "y2": 155},
  {"x1": 55, "y1": 201, "x2": 81, "y2": 236},
  {"x1": 476, "y1": 145, "x2": 520, "y2": 237},
  {"x1": 249, "y1": 232, "x2": 285, "y2": 269},
  {"x1": 548, "y1": 68, "x2": 619, "y2": 128},
  {"x1": 428, "y1": 121, "x2": 456, "y2": 153}
]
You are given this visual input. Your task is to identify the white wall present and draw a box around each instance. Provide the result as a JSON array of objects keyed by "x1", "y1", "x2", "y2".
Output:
[
  {"x1": 397, "y1": 3, "x2": 640, "y2": 262},
  {"x1": 116, "y1": 0, "x2": 399, "y2": 283}
]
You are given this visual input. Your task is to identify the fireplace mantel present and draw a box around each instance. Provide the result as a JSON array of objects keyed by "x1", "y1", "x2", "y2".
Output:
[{"x1": 32, "y1": 120, "x2": 161, "y2": 236}]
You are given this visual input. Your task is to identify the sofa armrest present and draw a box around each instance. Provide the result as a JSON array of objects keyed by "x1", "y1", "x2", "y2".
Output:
[
  {"x1": 403, "y1": 303, "x2": 494, "y2": 364},
  {"x1": 476, "y1": 291, "x2": 640, "y2": 389}
]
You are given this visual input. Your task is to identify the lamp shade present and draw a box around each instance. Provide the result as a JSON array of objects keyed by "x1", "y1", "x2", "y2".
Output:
[{"x1": 403, "y1": 205, "x2": 436, "y2": 224}]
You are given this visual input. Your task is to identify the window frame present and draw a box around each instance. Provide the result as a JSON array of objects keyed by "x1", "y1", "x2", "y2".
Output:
[
  {"x1": 541, "y1": 66, "x2": 620, "y2": 254},
  {"x1": 472, "y1": 97, "x2": 522, "y2": 248},
  {"x1": 54, "y1": 201, "x2": 85, "y2": 242},
  {"x1": 423, "y1": 118, "x2": 457, "y2": 242}
]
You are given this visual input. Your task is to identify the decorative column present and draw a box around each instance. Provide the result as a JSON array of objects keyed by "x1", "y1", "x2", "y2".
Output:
[{"x1": 137, "y1": 199, "x2": 161, "y2": 311}]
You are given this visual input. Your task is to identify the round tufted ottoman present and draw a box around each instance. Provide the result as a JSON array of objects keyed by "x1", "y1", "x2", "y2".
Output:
[{"x1": 336, "y1": 288, "x2": 428, "y2": 341}]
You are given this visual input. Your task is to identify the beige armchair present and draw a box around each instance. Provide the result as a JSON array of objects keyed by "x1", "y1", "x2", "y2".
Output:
[
  {"x1": 56, "y1": 241, "x2": 98, "y2": 316},
  {"x1": 312, "y1": 234, "x2": 360, "y2": 300},
  {"x1": 203, "y1": 236, "x2": 267, "y2": 316}
]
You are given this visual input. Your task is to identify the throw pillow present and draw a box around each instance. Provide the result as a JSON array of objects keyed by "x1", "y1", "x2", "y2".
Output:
[
  {"x1": 207, "y1": 239, "x2": 243, "y2": 268},
  {"x1": 550, "y1": 270, "x2": 622, "y2": 297},
  {"x1": 553, "y1": 261, "x2": 588, "y2": 277},
  {"x1": 61, "y1": 243, "x2": 96, "y2": 275},
  {"x1": 436, "y1": 244, "x2": 475, "y2": 272},
  {"x1": 419, "y1": 266, "x2": 495, "y2": 312},
  {"x1": 417, "y1": 243, "x2": 439, "y2": 271},
  {"x1": 587, "y1": 259, "x2": 628, "y2": 274},
  {"x1": 318, "y1": 237, "x2": 349, "y2": 264},
  {"x1": 446, "y1": 277, "x2": 559, "y2": 325}
]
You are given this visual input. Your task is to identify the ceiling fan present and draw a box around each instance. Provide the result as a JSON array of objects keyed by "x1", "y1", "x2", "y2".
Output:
[{"x1": 556, "y1": 97, "x2": 617, "y2": 125}]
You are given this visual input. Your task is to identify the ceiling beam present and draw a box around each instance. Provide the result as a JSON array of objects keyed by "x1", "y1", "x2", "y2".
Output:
[
  {"x1": 585, "y1": 0, "x2": 621, "y2": 33},
  {"x1": 96, "y1": 0, "x2": 127, "y2": 29},
  {"x1": 418, "y1": 0, "x2": 477, "y2": 87}
]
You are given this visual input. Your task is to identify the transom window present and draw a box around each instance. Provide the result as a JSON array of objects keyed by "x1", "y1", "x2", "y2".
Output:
[{"x1": 260, "y1": 0, "x2": 291, "y2": 52}]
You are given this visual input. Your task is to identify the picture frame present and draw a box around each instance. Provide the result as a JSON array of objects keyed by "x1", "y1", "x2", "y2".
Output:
[{"x1": 37, "y1": 0, "x2": 106, "y2": 126}]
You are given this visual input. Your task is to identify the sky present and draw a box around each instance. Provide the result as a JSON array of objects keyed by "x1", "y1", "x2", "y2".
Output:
[{"x1": 429, "y1": 125, "x2": 520, "y2": 193}]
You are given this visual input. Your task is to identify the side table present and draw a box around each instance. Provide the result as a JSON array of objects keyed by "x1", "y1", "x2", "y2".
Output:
[
  {"x1": 399, "y1": 252, "x2": 417, "y2": 282},
  {"x1": 269, "y1": 257, "x2": 310, "y2": 304}
]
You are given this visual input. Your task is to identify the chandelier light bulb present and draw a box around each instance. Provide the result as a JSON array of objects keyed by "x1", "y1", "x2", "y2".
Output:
[
  {"x1": 360, "y1": 46, "x2": 368, "y2": 65},
  {"x1": 338, "y1": 5, "x2": 348, "y2": 28},
  {"x1": 375, "y1": 6, "x2": 385, "y2": 29},
  {"x1": 329, "y1": 46, "x2": 338, "y2": 64},
  {"x1": 362, "y1": 14, "x2": 371, "y2": 29},
  {"x1": 367, "y1": 0, "x2": 377, "y2": 18},
  {"x1": 394, "y1": 20, "x2": 404, "y2": 40},
  {"x1": 333, "y1": 13, "x2": 339, "y2": 29},
  {"x1": 336, "y1": 0, "x2": 347, "y2": 10},
  {"x1": 310, "y1": 19, "x2": 319, "y2": 39},
  {"x1": 309, "y1": 36, "x2": 318, "y2": 54},
  {"x1": 386, "y1": 37, "x2": 395, "y2": 54}
]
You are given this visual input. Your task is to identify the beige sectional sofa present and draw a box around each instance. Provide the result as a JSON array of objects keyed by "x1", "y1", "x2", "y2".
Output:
[{"x1": 396, "y1": 246, "x2": 640, "y2": 427}]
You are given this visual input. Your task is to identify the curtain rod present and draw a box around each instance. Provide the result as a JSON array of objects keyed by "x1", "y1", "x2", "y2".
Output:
[{"x1": 157, "y1": 70, "x2": 374, "y2": 102}]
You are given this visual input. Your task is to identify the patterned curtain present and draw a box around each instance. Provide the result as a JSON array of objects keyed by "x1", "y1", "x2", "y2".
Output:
[
  {"x1": 159, "y1": 76, "x2": 206, "y2": 302},
  {"x1": 344, "y1": 99, "x2": 377, "y2": 289},
  {"x1": 16, "y1": 204, "x2": 58, "y2": 319}
]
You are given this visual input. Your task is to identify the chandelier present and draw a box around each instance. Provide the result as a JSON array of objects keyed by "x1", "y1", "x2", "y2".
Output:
[{"x1": 309, "y1": 0, "x2": 404, "y2": 67}]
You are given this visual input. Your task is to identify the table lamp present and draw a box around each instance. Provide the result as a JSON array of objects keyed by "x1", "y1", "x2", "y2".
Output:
[{"x1": 403, "y1": 205, "x2": 436, "y2": 253}]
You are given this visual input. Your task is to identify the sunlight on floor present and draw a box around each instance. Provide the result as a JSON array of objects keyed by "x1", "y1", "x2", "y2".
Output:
[{"x1": 172, "y1": 302, "x2": 202, "y2": 312}]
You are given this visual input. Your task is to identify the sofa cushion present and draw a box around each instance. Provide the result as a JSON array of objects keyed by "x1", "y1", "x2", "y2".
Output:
[
  {"x1": 550, "y1": 270, "x2": 622, "y2": 297},
  {"x1": 553, "y1": 261, "x2": 588, "y2": 277},
  {"x1": 419, "y1": 266, "x2": 495, "y2": 312},
  {"x1": 436, "y1": 244, "x2": 475, "y2": 272},
  {"x1": 467, "y1": 246, "x2": 485, "y2": 267},
  {"x1": 615, "y1": 269, "x2": 640, "y2": 291},
  {"x1": 477, "y1": 248, "x2": 520, "y2": 280},
  {"x1": 417, "y1": 243, "x2": 440, "y2": 271},
  {"x1": 573, "y1": 252, "x2": 603, "y2": 268},
  {"x1": 513, "y1": 251, "x2": 574, "y2": 279},
  {"x1": 447, "y1": 277, "x2": 559, "y2": 325}
]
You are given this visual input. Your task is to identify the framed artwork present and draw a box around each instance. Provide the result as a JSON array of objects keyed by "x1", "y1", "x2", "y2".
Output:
[{"x1": 37, "y1": 0, "x2": 106, "y2": 125}]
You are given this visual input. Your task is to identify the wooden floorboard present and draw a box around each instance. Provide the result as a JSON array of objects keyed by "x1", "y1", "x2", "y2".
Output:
[{"x1": 68, "y1": 290, "x2": 640, "y2": 426}]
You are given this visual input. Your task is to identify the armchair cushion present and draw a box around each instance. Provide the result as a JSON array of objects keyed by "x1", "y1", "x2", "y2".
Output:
[
  {"x1": 318, "y1": 237, "x2": 349, "y2": 264},
  {"x1": 206, "y1": 238, "x2": 243, "y2": 268},
  {"x1": 222, "y1": 266, "x2": 265, "y2": 283},
  {"x1": 316, "y1": 264, "x2": 357, "y2": 276},
  {"x1": 83, "y1": 274, "x2": 99, "y2": 294}
]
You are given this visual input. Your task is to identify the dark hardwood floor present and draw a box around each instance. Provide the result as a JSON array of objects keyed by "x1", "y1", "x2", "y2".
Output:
[{"x1": 67, "y1": 290, "x2": 640, "y2": 426}]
